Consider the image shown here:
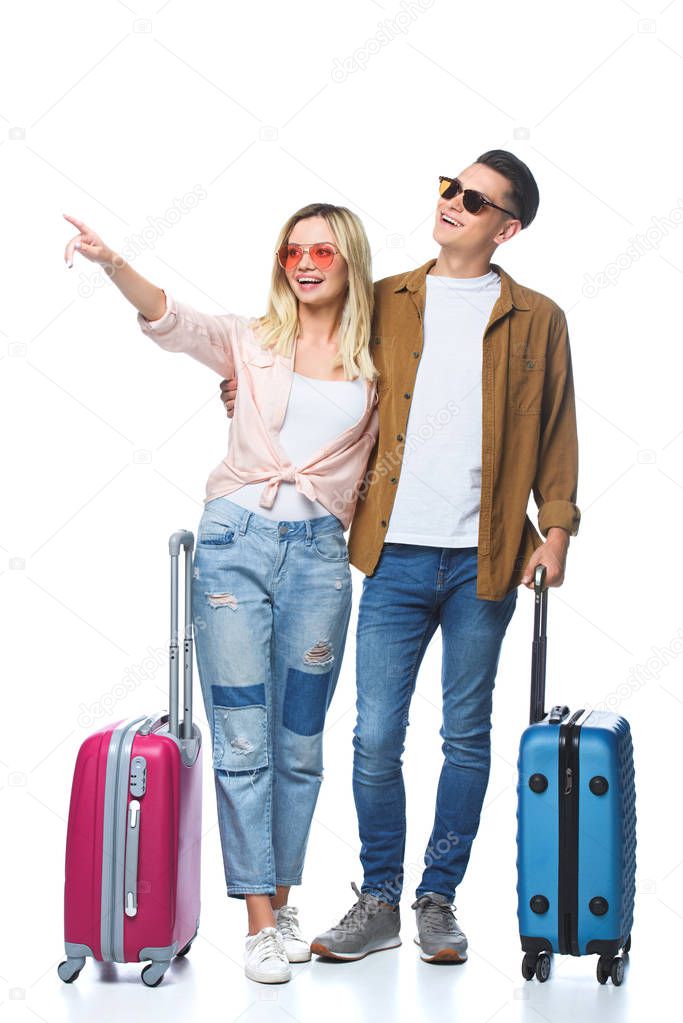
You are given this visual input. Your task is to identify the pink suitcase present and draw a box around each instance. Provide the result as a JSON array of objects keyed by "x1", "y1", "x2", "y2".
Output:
[{"x1": 58, "y1": 531, "x2": 202, "y2": 987}]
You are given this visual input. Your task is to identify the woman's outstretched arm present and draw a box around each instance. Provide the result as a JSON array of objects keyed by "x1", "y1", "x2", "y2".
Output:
[
  {"x1": 64, "y1": 213, "x2": 240, "y2": 378},
  {"x1": 63, "y1": 213, "x2": 166, "y2": 321}
]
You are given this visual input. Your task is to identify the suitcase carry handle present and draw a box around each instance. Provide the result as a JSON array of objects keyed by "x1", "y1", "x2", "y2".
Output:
[
  {"x1": 529, "y1": 564, "x2": 548, "y2": 725},
  {"x1": 169, "y1": 530, "x2": 194, "y2": 740}
]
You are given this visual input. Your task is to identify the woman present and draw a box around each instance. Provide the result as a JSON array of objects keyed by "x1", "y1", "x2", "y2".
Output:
[{"x1": 63, "y1": 203, "x2": 379, "y2": 984}]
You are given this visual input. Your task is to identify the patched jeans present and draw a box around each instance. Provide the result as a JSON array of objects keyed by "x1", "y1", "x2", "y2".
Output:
[
  {"x1": 353, "y1": 543, "x2": 518, "y2": 905},
  {"x1": 192, "y1": 497, "x2": 353, "y2": 898}
]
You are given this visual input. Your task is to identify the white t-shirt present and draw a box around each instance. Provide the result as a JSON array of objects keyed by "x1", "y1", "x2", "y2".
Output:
[
  {"x1": 385, "y1": 268, "x2": 501, "y2": 547},
  {"x1": 229, "y1": 371, "x2": 367, "y2": 521}
]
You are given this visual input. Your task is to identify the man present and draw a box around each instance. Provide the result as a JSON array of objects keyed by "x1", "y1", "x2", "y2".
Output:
[{"x1": 220, "y1": 150, "x2": 580, "y2": 965}]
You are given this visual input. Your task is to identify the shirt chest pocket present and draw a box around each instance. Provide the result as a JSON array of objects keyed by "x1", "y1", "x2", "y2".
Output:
[
  {"x1": 508, "y1": 355, "x2": 546, "y2": 415},
  {"x1": 242, "y1": 346, "x2": 276, "y2": 407},
  {"x1": 245, "y1": 346, "x2": 275, "y2": 369},
  {"x1": 371, "y1": 334, "x2": 397, "y2": 392}
]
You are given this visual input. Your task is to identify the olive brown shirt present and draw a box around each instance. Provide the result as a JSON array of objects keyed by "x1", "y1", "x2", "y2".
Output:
[{"x1": 347, "y1": 258, "x2": 580, "y2": 600}]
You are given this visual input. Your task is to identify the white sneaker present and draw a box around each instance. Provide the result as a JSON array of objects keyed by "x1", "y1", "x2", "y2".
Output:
[
  {"x1": 274, "y1": 905, "x2": 311, "y2": 963},
  {"x1": 244, "y1": 926, "x2": 291, "y2": 984}
]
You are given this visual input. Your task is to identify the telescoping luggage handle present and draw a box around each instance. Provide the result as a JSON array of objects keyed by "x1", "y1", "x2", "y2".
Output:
[
  {"x1": 529, "y1": 564, "x2": 572, "y2": 726},
  {"x1": 529, "y1": 564, "x2": 548, "y2": 725},
  {"x1": 169, "y1": 530, "x2": 194, "y2": 740}
]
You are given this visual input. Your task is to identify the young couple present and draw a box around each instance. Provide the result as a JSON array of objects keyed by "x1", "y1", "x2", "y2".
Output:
[{"x1": 63, "y1": 148, "x2": 580, "y2": 985}]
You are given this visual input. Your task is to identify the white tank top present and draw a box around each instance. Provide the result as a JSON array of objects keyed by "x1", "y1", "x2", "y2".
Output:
[{"x1": 229, "y1": 371, "x2": 367, "y2": 520}]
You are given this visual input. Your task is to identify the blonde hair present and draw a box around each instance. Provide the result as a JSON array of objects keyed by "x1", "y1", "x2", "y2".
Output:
[{"x1": 254, "y1": 203, "x2": 378, "y2": 382}]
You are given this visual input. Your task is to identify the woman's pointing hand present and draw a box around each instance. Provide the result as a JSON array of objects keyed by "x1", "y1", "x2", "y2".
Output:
[{"x1": 63, "y1": 214, "x2": 115, "y2": 268}]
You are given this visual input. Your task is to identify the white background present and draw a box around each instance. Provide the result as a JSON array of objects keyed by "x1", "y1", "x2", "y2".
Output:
[{"x1": 2, "y1": 1, "x2": 682, "y2": 1020}]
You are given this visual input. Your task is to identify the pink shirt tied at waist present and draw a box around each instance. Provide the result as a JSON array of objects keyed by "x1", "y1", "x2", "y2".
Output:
[{"x1": 137, "y1": 293, "x2": 379, "y2": 528}]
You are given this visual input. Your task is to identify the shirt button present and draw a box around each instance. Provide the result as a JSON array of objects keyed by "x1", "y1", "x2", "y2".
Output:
[
  {"x1": 412, "y1": 351, "x2": 420, "y2": 358},
  {"x1": 396, "y1": 433, "x2": 404, "y2": 441},
  {"x1": 380, "y1": 519, "x2": 387, "y2": 527},
  {"x1": 390, "y1": 477, "x2": 397, "y2": 484},
  {"x1": 527, "y1": 359, "x2": 535, "y2": 369},
  {"x1": 404, "y1": 392, "x2": 411, "y2": 399},
  {"x1": 278, "y1": 525, "x2": 288, "y2": 535}
]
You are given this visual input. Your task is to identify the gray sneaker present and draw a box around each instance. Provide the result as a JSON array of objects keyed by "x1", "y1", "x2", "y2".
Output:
[
  {"x1": 310, "y1": 882, "x2": 401, "y2": 961},
  {"x1": 411, "y1": 892, "x2": 468, "y2": 963}
]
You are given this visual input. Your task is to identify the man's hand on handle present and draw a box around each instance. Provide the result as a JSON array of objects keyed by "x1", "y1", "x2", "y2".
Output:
[{"x1": 521, "y1": 527, "x2": 570, "y2": 589}]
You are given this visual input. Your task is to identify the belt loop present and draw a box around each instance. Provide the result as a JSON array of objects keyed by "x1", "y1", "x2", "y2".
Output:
[
  {"x1": 304, "y1": 519, "x2": 312, "y2": 546},
  {"x1": 239, "y1": 509, "x2": 252, "y2": 535}
]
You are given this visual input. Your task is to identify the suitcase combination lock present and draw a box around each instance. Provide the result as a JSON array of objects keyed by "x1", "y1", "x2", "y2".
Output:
[{"x1": 130, "y1": 756, "x2": 147, "y2": 797}]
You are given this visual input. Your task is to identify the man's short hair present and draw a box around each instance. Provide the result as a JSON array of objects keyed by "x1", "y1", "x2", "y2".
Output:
[{"x1": 475, "y1": 149, "x2": 540, "y2": 229}]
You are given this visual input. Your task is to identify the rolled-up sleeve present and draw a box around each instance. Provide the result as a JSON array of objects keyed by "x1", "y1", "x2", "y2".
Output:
[
  {"x1": 137, "y1": 291, "x2": 238, "y2": 378},
  {"x1": 533, "y1": 308, "x2": 581, "y2": 537}
]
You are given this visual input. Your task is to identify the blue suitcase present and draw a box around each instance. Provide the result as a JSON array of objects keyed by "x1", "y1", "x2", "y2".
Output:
[{"x1": 516, "y1": 566, "x2": 636, "y2": 986}]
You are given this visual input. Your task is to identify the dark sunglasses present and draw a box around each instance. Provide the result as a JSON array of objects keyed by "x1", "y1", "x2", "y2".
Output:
[{"x1": 438, "y1": 176, "x2": 518, "y2": 219}]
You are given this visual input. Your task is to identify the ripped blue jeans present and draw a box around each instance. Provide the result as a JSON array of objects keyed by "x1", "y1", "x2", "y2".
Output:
[{"x1": 192, "y1": 497, "x2": 352, "y2": 898}]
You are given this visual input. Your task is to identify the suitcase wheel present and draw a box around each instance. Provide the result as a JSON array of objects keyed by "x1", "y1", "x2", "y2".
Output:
[
  {"x1": 57, "y1": 957, "x2": 85, "y2": 984},
  {"x1": 141, "y1": 962, "x2": 168, "y2": 987},
  {"x1": 611, "y1": 958, "x2": 625, "y2": 986},
  {"x1": 623, "y1": 934, "x2": 631, "y2": 954},
  {"x1": 176, "y1": 939, "x2": 193, "y2": 958},
  {"x1": 521, "y1": 953, "x2": 536, "y2": 981},
  {"x1": 521, "y1": 951, "x2": 551, "y2": 983},
  {"x1": 535, "y1": 952, "x2": 551, "y2": 982},
  {"x1": 597, "y1": 953, "x2": 625, "y2": 986},
  {"x1": 596, "y1": 955, "x2": 610, "y2": 984}
]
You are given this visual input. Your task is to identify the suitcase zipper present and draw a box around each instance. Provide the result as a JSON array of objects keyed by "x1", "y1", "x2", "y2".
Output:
[{"x1": 557, "y1": 709, "x2": 584, "y2": 956}]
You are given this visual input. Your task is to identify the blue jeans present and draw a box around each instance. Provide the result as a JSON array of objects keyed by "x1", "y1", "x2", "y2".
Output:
[
  {"x1": 192, "y1": 497, "x2": 353, "y2": 898},
  {"x1": 352, "y1": 543, "x2": 517, "y2": 905}
]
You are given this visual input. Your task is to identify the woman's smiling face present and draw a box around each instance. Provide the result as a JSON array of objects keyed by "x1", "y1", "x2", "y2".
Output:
[{"x1": 283, "y1": 216, "x2": 349, "y2": 307}]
